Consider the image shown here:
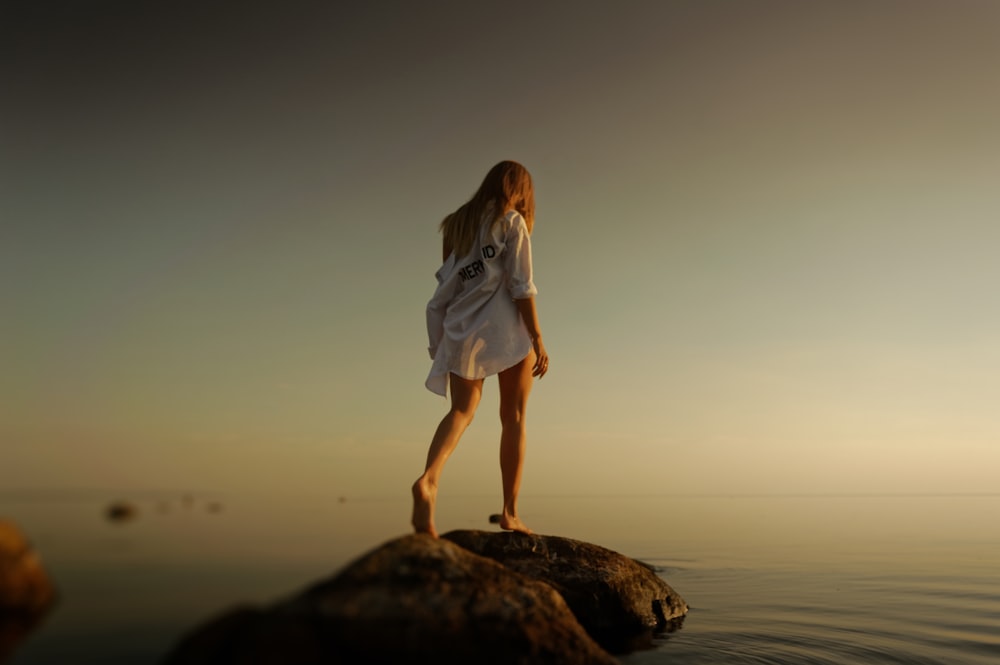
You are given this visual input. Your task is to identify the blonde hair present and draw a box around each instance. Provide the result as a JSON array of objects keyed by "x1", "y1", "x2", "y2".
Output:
[{"x1": 440, "y1": 160, "x2": 535, "y2": 258}]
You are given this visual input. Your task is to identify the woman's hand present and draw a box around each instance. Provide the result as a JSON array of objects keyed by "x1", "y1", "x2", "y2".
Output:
[
  {"x1": 514, "y1": 297, "x2": 548, "y2": 378},
  {"x1": 532, "y1": 336, "x2": 549, "y2": 378}
]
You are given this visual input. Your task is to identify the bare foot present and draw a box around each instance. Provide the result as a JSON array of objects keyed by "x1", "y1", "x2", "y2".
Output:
[
  {"x1": 411, "y1": 478, "x2": 438, "y2": 538},
  {"x1": 499, "y1": 513, "x2": 532, "y2": 535}
]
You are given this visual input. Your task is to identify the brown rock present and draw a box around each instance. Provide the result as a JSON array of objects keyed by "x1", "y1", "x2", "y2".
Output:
[
  {"x1": 442, "y1": 530, "x2": 688, "y2": 652},
  {"x1": 106, "y1": 501, "x2": 138, "y2": 522},
  {"x1": 163, "y1": 534, "x2": 617, "y2": 665},
  {"x1": 0, "y1": 520, "x2": 57, "y2": 663}
]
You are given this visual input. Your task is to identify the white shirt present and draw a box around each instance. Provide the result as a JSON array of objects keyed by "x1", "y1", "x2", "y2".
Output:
[{"x1": 425, "y1": 209, "x2": 537, "y2": 396}]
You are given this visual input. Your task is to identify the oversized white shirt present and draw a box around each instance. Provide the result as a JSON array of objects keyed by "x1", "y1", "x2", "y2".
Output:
[{"x1": 425, "y1": 209, "x2": 537, "y2": 396}]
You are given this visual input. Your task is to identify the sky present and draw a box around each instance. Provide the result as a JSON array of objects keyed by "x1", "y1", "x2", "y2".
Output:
[{"x1": 3, "y1": 1, "x2": 999, "y2": 501}]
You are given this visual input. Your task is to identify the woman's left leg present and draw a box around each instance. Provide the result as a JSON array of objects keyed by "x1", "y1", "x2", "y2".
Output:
[
  {"x1": 497, "y1": 351, "x2": 536, "y2": 534},
  {"x1": 412, "y1": 373, "x2": 483, "y2": 538}
]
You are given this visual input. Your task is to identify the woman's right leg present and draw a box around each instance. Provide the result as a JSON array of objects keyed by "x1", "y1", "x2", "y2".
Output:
[
  {"x1": 496, "y1": 351, "x2": 536, "y2": 535},
  {"x1": 412, "y1": 373, "x2": 483, "y2": 538}
]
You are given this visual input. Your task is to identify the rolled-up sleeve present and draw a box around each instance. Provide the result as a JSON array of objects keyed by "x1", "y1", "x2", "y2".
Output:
[{"x1": 504, "y1": 213, "x2": 538, "y2": 299}]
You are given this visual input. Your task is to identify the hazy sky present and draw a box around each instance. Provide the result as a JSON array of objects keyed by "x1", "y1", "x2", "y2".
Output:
[{"x1": 3, "y1": 1, "x2": 999, "y2": 500}]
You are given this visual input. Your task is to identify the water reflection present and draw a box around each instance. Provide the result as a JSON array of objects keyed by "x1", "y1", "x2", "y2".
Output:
[{"x1": 3, "y1": 492, "x2": 999, "y2": 665}]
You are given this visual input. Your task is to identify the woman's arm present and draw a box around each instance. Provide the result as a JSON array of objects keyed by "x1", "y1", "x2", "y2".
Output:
[{"x1": 515, "y1": 296, "x2": 549, "y2": 378}]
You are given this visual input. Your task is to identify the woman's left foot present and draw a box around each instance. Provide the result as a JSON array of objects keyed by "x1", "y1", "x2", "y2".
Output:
[{"x1": 411, "y1": 478, "x2": 439, "y2": 538}]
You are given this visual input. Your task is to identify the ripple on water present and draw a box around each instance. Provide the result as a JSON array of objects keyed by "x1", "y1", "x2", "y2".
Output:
[{"x1": 622, "y1": 565, "x2": 1000, "y2": 665}]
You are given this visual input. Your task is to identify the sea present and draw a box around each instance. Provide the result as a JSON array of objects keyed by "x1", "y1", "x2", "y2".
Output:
[{"x1": 4, "y1": 491, "x2": 998, "y2": 664}]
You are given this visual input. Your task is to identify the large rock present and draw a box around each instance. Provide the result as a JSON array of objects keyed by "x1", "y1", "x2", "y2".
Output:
[
  {"x1": 0, "y1": 520, "x2": 57, "y2": 663},
  {"x1": 442, "y1": 530, "x2": 688, "y2": 652},
  {"x1": 163, "y1": 534, "x2": 617, "y2": 665}
]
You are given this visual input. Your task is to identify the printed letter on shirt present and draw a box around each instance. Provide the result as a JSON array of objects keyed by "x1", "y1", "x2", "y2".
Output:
[{"x1": 459, "y1": 259, "x2": 485, "y2": 282}]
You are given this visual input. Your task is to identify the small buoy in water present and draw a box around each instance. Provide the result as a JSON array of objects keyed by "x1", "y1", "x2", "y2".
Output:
[
  {"x1": 106, "y1": 501, "x2": 137, "y2": 523},
  {"x1": 488, "y1": 513, "x2": 502, "y2": 524}
]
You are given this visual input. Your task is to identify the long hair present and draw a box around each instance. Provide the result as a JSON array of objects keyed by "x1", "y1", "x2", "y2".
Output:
[{"x1": 440, "y1": 160, "x2": 535, "y2": 258}]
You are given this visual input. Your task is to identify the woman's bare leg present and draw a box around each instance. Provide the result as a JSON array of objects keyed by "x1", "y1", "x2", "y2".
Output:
[
  {"x1": 412, "y1": 373, "x2": 483, "y2": 538},
  {"x1": 497, "y1": 351, "x2": 536, "y2": 534}
]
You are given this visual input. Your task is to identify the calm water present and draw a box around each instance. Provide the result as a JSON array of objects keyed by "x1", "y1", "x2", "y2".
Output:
[{"x1": 4, "y1": 491, "x2": 999, "y2": 664}]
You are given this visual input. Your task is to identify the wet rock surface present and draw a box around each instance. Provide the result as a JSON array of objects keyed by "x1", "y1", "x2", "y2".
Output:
[{"x1": 442, "y1": 530, "x2": 688, "y2": 652}]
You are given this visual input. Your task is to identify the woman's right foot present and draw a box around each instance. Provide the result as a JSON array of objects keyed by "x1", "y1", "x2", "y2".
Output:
[
  {"x1": 499, "y1": 513, "x2": 532, "y2": 535},
  {"x1": 411, "y1": 478, "x2": 438, "y2": 538}
]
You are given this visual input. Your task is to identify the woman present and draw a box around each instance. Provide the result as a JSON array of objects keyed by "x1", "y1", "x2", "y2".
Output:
[{"x1": 412, "y1": 160, "x2": 549, "y2": 538}]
